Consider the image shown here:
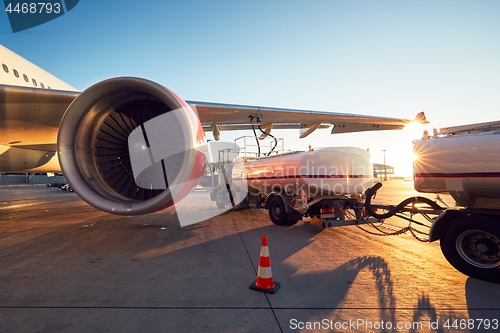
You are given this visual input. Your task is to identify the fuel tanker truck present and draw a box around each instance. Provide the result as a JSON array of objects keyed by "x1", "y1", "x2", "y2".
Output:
[
  {"x1": 209, "y1": 120, "x2": 500, "y2": 283},
  {"x1": 363, "y1": 120, "x2": 500, "y2": 283},
  {"x1": 409, "y1": 121, "x2": 500, "y2": 283},
  {"x1": 210, "y1": 142, "x2": 374, "y2": 227}
]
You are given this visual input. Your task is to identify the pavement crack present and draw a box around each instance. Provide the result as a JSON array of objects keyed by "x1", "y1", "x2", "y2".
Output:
[{"x1": 230, "y1": 213, "x2": 284, "y2": 333}]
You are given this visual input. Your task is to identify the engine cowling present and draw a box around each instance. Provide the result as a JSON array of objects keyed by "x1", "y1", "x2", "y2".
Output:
[{"x1": 57, "y1": 77, "x2": 207, "y2": 215}]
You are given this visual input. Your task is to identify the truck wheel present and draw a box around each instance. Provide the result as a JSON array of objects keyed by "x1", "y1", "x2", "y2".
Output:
[
  {"x1": 440, "y1": 216, "x2": 500, "y2": 283},
  {"x1": 213, "y1": 188, "x2": 225, "y2": 209},
  {"x1": 268, "y1": 196, "x2": 297, "y2": 226}
]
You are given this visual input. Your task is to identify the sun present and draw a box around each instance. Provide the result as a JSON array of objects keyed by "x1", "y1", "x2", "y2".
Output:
[{"x1": 384, "y1": 124, "x2": 428, "y2": 176}]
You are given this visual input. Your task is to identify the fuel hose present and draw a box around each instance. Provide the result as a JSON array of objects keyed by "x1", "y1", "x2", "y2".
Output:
[{"x1": 365, "y1": 182, "x2": 443, "y2": 219}]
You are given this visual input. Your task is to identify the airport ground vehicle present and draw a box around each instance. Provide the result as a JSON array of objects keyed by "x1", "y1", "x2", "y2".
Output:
[
  {"x1": 209, "y1": 135, "x2": 374, "y2": 227},
  {"x1": 209, "y1": 121, "x2": 500, "y2": 283},
  {"x1": 408, "y1": 121, "x2": 500, "y2": 283},
  {"x1": 47, "y1": 182, "x2": 73, "y2": 192},
  {"x1": 363, "y1": 121, "x2": 500, "y2": 283},
  {"x1": 59, "y1": 183, "x2": 74, "y2": 192}
]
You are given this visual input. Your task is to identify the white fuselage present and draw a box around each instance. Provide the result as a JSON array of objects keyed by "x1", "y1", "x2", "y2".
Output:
[{"x1": 0, "y1": 45, "x2": 77, "y2": 91}]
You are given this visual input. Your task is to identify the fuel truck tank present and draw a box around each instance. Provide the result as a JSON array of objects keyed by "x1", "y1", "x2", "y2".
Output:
[
  {"x1": 413, "y1": 131, "x2": 500, "y2": 208},
  {"x1": 231, "y1": 147, "x2": 374, "y2": 198}
]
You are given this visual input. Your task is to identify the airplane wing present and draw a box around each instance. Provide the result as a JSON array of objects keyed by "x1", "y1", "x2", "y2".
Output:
[
  {"x1": 0, "y1": 85, "x2": 425, "y2": 172},
  {"x1": 189, "y1": 101, "x2": 427, "y2": 140},
  {"x1": 0, "y1": 85, "x2": 426, "y2": 148},
  {"x1": 0, "y1": 85, "x2": 78, "y2": 147},
  {"x1": 0, "y1": 85, "x2": 78, "y2": 172}
]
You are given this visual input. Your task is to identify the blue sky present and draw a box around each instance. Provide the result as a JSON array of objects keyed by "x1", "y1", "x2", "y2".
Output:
[{"x1": 1, "y1": 1, "x2": 500, "y2": 175}]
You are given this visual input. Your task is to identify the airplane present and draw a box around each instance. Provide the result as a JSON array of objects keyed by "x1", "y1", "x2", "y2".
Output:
[{"x1": 0, "y1": 44, "x2": 426, "y2": 216}]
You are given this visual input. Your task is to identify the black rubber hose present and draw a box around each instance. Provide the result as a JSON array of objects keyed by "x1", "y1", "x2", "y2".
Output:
[
  {"x1": 257, "y1": 124, "x2": 278, "y2": 156},
  {"x1": 365, "y1": 182, "x2": 444, "y2": 219},
  {"x1": 251, "y1": 122, "x2": 260, "y2": 157}
]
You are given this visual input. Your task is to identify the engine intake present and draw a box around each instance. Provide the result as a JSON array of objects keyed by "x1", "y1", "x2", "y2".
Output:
[{"x1": 57, "y1": 77, "x2": 206, "y2": 215}]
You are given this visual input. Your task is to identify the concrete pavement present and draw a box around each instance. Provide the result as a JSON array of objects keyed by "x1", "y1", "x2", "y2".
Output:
[{"x1": 0, "y1": 181, "x2": 499, "y2": 332}]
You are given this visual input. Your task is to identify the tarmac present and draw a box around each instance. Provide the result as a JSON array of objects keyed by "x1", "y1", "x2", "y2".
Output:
[{"x1": 0, "y1": 181, "x2": 499, "y2": 333}]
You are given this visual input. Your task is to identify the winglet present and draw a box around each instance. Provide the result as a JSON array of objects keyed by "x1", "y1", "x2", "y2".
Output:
[{"x1": 414, "y1": 112, "x2": 428, "y2": 124}]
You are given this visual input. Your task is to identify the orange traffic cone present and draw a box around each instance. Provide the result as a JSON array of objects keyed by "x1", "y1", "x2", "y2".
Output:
[{"x1": 249, "y1": 235, "x2": 280, "y2": 294}]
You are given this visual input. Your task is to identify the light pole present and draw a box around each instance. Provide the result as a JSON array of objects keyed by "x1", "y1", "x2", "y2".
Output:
[{"x1": 382, "y1": 149, "x2": 387, "y2": 181}]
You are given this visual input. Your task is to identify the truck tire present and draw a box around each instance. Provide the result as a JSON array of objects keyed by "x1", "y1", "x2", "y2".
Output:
[
  {"x1": 440, "y1": 216, "x2": 500, "y2": 283},
  {"x1": 268, "y1": 196, "x2": 297, "y2": 226},
  {"x1": 212, "y1": 188, "x2": 226, "y2": 209}
]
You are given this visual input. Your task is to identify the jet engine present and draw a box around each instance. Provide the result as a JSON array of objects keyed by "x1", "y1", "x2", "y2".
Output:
[{"x1": 57, "y1": 77, "x2": 207, "y2": 215}]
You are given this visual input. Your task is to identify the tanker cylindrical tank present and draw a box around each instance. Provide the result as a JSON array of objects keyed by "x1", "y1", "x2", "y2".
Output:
[
  {"x1": 413, "y1": 131, "x2": 500, "y2": 208},
  {"x1": 231, "y1": 147, "x2": 373, "y2": 198}
]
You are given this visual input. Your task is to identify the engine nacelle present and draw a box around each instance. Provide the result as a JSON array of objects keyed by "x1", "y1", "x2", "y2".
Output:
[{"x1": 57, "y1": 77, "x2": 207, "y2": 215}]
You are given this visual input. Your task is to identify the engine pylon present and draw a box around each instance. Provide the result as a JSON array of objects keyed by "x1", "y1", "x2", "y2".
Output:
[{"x1": 249, "y1": 235, "x2": 280, "y2": 294}]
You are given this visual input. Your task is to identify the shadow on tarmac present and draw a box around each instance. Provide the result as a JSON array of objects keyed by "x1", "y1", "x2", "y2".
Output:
[{"x1": 2, "y1": 201, "x2": 500, "y2": 332}]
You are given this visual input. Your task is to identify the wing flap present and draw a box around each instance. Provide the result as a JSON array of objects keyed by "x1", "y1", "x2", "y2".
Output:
[{"x1": 331, "y1": 123, "x2": 404, "y2": 134}]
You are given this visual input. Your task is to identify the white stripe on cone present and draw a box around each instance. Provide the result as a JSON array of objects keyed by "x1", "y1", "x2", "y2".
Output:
[
  {"x1": 260, "y1": 245, "x2": 269, "y2": 257},
  {"x1": 257, "y1": 266, "x2": 272, "y2": 279}
]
